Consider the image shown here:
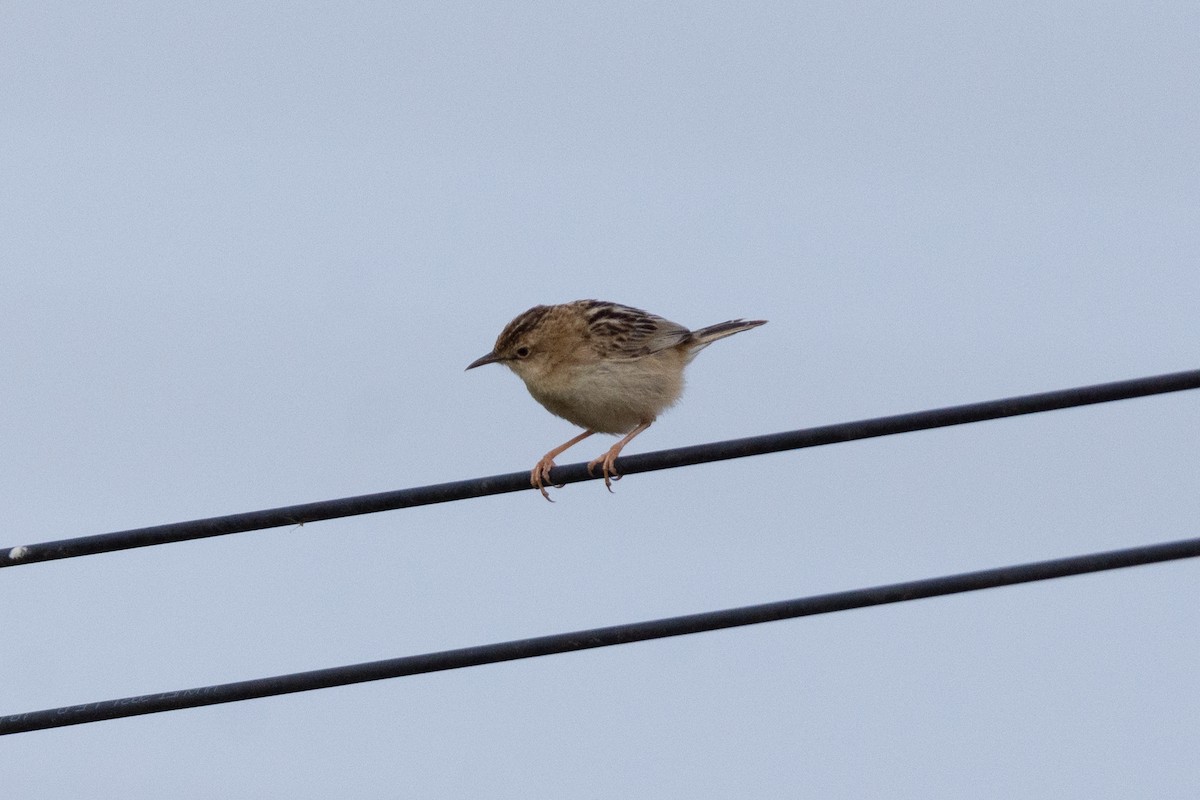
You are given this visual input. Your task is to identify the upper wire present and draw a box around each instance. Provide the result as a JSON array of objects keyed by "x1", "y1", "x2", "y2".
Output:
[{"x1": 4, "y1": 367, "x2": 1199, "y2": 568}]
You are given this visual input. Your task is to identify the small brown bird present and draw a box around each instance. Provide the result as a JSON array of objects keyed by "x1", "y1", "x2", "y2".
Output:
[{"x1": 467, "y1": 300, "x2": 766, "y2": 500}]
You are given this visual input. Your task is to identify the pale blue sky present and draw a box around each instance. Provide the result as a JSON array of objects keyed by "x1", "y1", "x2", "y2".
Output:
[{"x1": 3, "y1": 3, "x2": 1198, "y2": 797}]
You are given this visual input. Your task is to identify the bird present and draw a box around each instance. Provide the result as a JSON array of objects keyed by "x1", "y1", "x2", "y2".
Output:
[{"x1": 466, "y1": 300, "x2": 766, "y2": 500}]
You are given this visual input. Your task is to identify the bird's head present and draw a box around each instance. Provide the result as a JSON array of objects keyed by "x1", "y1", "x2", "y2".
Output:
[{"x1": 465, "y1": 304, "x2": 573, "y2": 383}]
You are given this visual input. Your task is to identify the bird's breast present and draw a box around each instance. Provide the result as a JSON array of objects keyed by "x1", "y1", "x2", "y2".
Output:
[{"x1": 522, "y1": 354, "x2": 686, "y2": 434}]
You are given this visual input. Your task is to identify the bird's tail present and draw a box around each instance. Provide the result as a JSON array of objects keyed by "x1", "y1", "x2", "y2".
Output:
[
  {"x1": 691, "y1": 318, "x2": 767, "y2": 344},
  {"x1": 685, "y1": 318, "x2": 767, "y2": 361}
]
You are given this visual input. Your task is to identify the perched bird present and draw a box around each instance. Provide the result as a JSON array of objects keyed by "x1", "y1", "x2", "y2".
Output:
[{"x1": 466, "y1": 300, "x2": 766, "y2": 500}]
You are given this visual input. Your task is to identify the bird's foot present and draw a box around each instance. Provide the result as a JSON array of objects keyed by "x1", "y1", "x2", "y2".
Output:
[
  {"x1": 586, "y1": 448, "x2": 623, "y2": 493},
  {"x1": 530, "y1": 457, "x2": 565, "y2": 502}
]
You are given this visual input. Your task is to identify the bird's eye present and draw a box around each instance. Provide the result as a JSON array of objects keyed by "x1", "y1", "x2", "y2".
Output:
[{"x1": 515, "y1": 346, "x2": 531, "y2": 358}]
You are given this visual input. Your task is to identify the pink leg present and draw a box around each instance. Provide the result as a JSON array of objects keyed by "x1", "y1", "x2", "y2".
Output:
[
  {"x1": 587, "y1": 420, "x2": 653, "y2": 493},
  {"x1": 531, "y1": 430, "x2": 595, "y2": 501}
]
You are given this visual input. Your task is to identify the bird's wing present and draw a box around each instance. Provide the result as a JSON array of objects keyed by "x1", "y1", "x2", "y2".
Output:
[{"x1": 579, "y1": 301, "x2": 691, "y2": 359}]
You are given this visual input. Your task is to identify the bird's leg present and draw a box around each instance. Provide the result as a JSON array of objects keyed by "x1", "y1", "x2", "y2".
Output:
[
  {"x1": 587, "y1": 420, "x2": 653, "y2": 492},
  {"x1": 531, "y1": 430, "x2": 595, "y2": 501}
]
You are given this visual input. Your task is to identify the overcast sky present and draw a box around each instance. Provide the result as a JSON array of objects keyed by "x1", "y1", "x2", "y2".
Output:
[{"x1": 3, "y1": 2, "x2": 1198, "y2": 797}]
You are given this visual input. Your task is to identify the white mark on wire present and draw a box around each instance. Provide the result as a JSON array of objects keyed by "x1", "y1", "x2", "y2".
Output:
[{"x1": 8, "y1": 546, "x2": 29, "y2": 561}]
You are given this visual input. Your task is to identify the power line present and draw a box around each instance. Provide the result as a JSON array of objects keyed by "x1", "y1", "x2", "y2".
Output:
[
  {"x1": 3, "y1": 533, "x2": 1197, "y2": 735},
  {"x1": 4, "y1": 367, "x2": 1199, "y2": 569}
]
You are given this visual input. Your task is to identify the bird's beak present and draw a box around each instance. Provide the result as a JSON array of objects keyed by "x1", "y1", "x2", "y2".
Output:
[{"x1": 465, "y1": 352, "x2": 501, "y2": 370}]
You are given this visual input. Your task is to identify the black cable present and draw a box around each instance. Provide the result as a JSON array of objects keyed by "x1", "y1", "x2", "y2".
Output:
[
  {"x1": 4, "y1": 368, "x2": 1198, "y2": 569},
  {"x1": 3, "y1": 534, "x2": 1197, "y2": 735}
]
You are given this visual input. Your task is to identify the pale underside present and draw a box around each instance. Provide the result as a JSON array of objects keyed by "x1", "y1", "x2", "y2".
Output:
[{"x1": 523, "y1": 348, "x2": 688, "y2": 434}]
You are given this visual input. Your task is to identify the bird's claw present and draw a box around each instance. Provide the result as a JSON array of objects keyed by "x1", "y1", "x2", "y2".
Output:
[
  {"x1": 531, "y1": 460, "x2": 557, "y2": 502},
  {"x1": 587, "y1": 455, "x2": 622, "y2": 493}
]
